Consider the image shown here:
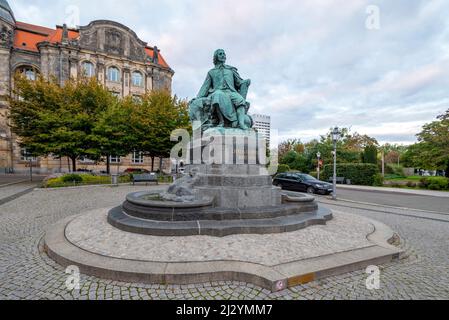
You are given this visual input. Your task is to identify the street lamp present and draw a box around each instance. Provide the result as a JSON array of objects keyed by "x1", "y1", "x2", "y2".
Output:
[
  {"x1": 331, "y1": 127, "x2": 341, "y2": 200},
  {"x1": 316, "y1": 152, "x2": 321, "y2": 181}
]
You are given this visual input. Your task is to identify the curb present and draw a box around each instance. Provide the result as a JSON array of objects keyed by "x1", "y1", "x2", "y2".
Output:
[
  {"x1": 319, "y1": 197, "x2": 449, "y2": 216},
  {"x1": 44, "y1": 211, "x2": 403, "y2": 292},
  {"x1": 337, "y1": 185, "x2": 449, "y2": 198}
]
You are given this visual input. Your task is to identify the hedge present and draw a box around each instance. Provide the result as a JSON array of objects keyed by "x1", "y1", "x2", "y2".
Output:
[
  {"x1": 322, "y1": 163, "x2": 379, "y2": 186},
  {"x1": 419, "y1": 177, "x2": 449, "y2": 190},
  {"x1": 44, "y1": 174, "x2": 131, "y2": 188}
]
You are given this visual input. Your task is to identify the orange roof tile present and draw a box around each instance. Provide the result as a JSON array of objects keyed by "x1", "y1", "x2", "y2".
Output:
[
  {"x1": 16, "y1": 21, "x2": 55, "y2": 35},
  {"x1": 145, "y1": 47, "x2": 170, "y2": 69},
  {"x1": 13, "y1": 21, "x2": 170, "y2": 69}
]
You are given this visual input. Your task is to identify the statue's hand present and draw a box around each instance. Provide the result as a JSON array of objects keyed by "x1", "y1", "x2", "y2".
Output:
[{"x1": 245, "y1": 79, "x2": 251, "y2": 86}]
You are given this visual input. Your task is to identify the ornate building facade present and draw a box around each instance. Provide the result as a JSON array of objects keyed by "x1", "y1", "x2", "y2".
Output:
[{"x1": 0, "y1": 0, "x2": 174, "y2": 174}]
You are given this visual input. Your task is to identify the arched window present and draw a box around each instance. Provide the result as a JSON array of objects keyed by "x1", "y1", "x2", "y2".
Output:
[
  {"x1": 108, "y1": 67, "x2": 120, "y2": 82},
  {"x1": 82, "y1": 61, "x2": 95, "y2": 77},
  {"x1": 132, "y1": 71, "x2": 143, "y2": 87},
  {"x1": 16, "y1": 66, "x2": 37, "y2": 80}
]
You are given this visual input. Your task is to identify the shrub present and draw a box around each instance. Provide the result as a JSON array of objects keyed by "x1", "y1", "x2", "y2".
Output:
[
  {"x1": 61, "y1": 174, "x2": 83, "y2": 183},
  {"x1": 309, "y1": 171, "x2": 318, "y2": 179},
  {"x1": 425, "y1": 177, "x2": 449, "y2": 190},
  {"x1": 386, "y1": 164, "x2": 406, "y2": 177},
  {"x1": 373, "y1": 173, "x2": 384, "y2": 187},
  {"x1": 419, "y1": 178, "x2": 430, "y2": 188},
  {"x1": 322, "y1": 163, "x2": 379, "y2": 186},
  {"x1": 277, "y1": 164, "x2": 290, "y2": 174},
  {"x1": 419, "y1": 177, "x2": 449, "y2": 190},
  {"x1": 428, "y1": 183, "x2": 441, "y2": 190}
]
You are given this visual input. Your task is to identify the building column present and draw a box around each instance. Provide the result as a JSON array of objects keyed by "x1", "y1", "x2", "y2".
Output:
[
  {"x1": 0, "y1": 46, "x2": 12, "y2": 171},
  {"x1": 123, "y1": 68, "x2": 130, "y2": 97}
]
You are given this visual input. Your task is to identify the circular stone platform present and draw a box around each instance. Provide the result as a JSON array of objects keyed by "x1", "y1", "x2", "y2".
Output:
[{"x1": 44, "y1": 209, "x2": 403, "y2": 292}]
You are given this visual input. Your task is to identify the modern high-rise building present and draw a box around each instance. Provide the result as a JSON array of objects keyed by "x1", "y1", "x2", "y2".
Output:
[
  {"x1": 0, "y1": 0, "x2": 174, "y2": 173},
  {"x1": 251, "y1": 114, "x2": 271, "y2": 147}
]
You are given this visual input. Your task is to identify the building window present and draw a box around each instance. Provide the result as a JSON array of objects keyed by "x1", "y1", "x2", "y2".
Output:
[
  {"x1": 132, "y1": 72, "x2": 143, "y2": 87},
  {"x1": 20, "y1": 148, "x2": 37, "y2": 161},
  {"x1": 132, "y1": 151, "x2": 144, "y2": 164},
  {"x1": 110, "y1": 155, "x2": 121, "y2": 164},
  {"x1": 132, "y1": 95, "x2": 142, "y2": 103},
  {"x1": 110, "y1": 91, "x2": 121, "y2": 98},
  {"x1": 108, "y1": 67, "x2": 120, "y2": 82},
  {"x1": 79, "y1": 156, "x2": 95, "y2": 164},
  {"x1": 124, "y1": 73, "x2": 129, "y2": 87},
  {"x1": 17, "y1": 66, "x2": 36, "y2": 80},
  {"x1": 82, "y1": 62, "x2": 95, "y2": 77}
]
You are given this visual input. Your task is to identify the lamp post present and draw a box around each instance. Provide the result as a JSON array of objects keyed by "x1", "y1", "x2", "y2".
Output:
[
  {"x1": 316, "y1": 152, "x2": 321, "y2": 181},
  {"x1": 331, "y1": 127, "x2": 341, "y2": 200}
]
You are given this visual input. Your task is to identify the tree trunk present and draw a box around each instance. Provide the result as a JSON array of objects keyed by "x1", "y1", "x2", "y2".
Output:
[
  {"x1": 71, "y1": 157, "x2": 77, "y2": 172},
  {"x1": 106, "y1": 155, "x2": 111, "y2": 175},
  {"x1": 159, "y1": 157, "x2": 163, "y2": 174},
  {"x1": 151, "y1": 157, "x2": 155, "y2": 172}
]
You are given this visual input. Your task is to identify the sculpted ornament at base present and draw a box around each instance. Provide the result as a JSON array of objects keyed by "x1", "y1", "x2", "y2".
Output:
[{"x1": 189, "y1": 49, "x2": 254, "y2": 132}]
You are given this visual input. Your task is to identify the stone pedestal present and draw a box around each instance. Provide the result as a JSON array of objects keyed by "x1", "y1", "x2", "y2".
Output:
[{"x1": 190, "y1": 164, "x2": 281, "y2": 208}]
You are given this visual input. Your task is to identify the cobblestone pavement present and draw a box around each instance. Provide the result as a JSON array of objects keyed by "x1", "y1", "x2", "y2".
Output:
[
  {"x1": 0, "y1": 182, "x2": 40, "y2": 203},
  {"x1": 0, "y1": 185, "x2": 448, "y2": 300}
]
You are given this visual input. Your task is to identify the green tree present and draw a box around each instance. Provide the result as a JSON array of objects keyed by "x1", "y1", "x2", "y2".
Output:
[
  {"x1": 417, "y1": 110, "x2": 449, "y2": 171},
  {"x1": 278, "y1": 139, "x2": 304, "y2": 159},
  {"x1": 129, "y1": 90, "x2": 191, "y2": 171},
  {"x1": 9, "y1": 75, "x2": 114, "y2": 171},
  {"x1": 92, "y1": 100, "x2": 136, "y2": 174},
  {"x1": 362, "y1": 145, "x2": 378, "y2": 164},
  {"x1": 280, "y1": 150, "x2": 309, "y2": 173},
  {"x1": 401, "y1": 110, "x2": 449, "y2": 176}
]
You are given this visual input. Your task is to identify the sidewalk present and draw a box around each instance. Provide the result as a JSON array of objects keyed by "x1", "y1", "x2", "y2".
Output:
[{"x1": 337, "y1": 184, "x2": 449, "y2": 198}]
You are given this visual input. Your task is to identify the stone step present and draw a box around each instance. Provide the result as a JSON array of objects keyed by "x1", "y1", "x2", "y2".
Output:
[
  {"x1": 108, "y1": 206, "x2": 333, "y2": 237},
  {"x1": 121, "y1": 201, "x2": 319, "y2": 221}
]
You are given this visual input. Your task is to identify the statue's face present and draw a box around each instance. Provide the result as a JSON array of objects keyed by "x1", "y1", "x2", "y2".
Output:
[{"x1": 216, "y1": 50, "x2": 226, "y2": 63}]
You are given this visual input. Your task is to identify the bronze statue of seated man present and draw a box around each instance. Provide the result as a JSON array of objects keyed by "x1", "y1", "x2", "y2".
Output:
[{"x1": 189, "y1": 49, "x2": 253, "y2": 131}]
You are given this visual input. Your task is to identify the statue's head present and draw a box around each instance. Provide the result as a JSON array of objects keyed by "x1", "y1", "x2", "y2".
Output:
[{"x1": 213, "y1": 49, "x2": 226, "y2": 66}]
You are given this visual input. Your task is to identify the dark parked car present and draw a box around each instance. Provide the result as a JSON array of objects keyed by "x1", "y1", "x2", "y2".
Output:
[{"x1": 273, "y1": 172, "x2": 334, "y2": 195}]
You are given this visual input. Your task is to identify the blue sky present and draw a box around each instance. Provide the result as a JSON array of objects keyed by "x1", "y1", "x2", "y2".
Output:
[{"x1": 10, "y1": 0, "x2": 449, "y2": 145}]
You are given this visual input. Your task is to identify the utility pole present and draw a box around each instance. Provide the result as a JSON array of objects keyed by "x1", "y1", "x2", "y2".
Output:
[
  {"x1": 331, "y1": 127, "x2": 341, "y2": 201},
  {"x1": 29, "y1": 158, "x2": 33, "y2": 182},
  {"x1": 317, "y1": 152, "x2": 321, "y2": 181}
]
